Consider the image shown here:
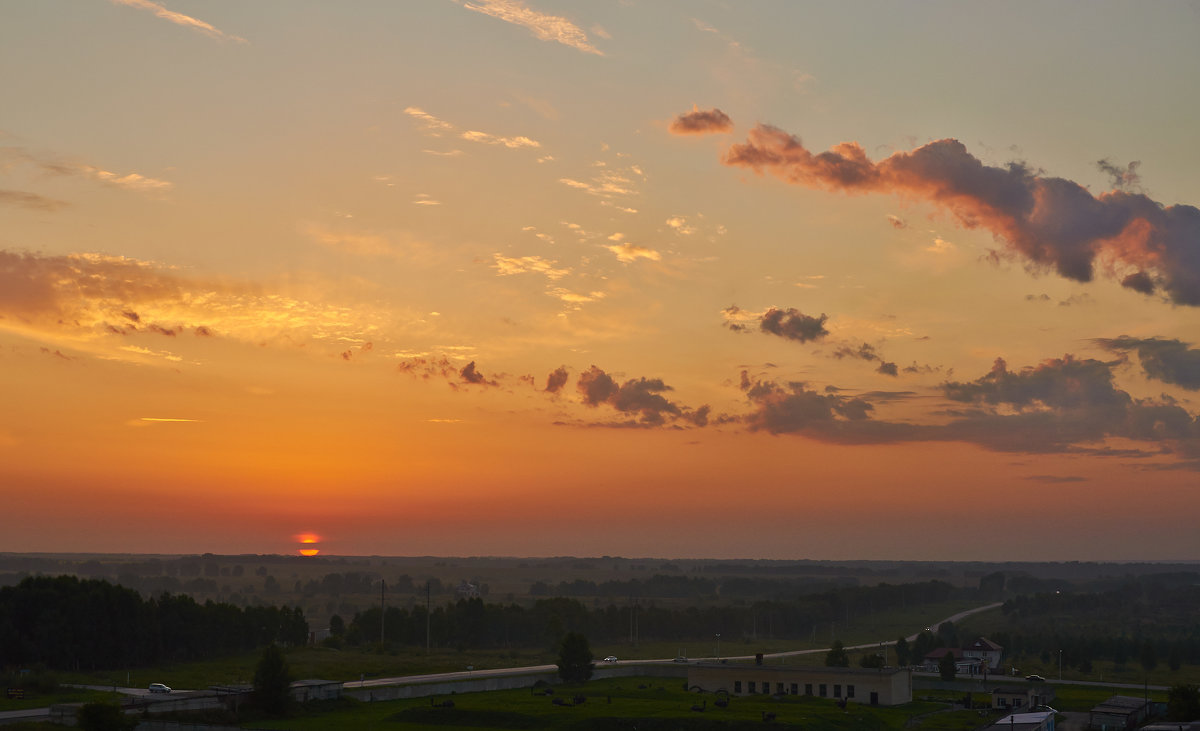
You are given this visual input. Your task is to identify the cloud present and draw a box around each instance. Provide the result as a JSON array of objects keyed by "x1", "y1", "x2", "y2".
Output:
[
  {"x1": 735, "y1": 354, "x2": 1200, "y2": 465},
  {"x1": 303, "y1": 223, "x2": 394, "y2": 257},
  {"x1": 460, "y1": 129, "x2": 541, "y2": 149},
  {"x1": 668, "y1": 106, "x2": 734, "y2": 136},
  {"x1": 1, "y1": 146, "x2": 172, "y2": 195},
  {"x1": 666, "y1": 216, "x2": 696, "y2": 235},
  {"x1": 577, "y1": 365, "x2": 708, "y2": 427},
  {"x1": 460, "y1": 0, "x2": 603, "y2": 56},
  {"x1": 492, "y1": 254, "x2": 569, "y2": 280},
  {"x1": 733, "y1": 306, "x2": 829, "y2": 343},
  {"x1": 1096, "y1": 158, "x2": 1141, "y2": 192},
  {"x1": 886, "y1": 214, "x2": 907, "y2": 229},
  {"x1": 112, "y1": 0, "x2": 246, "y2": 43},
  {"x1": 405, "y1": 107, "x2": 541, "y2": 150},
  {"x1": 459, "y1": 361, "x2": 499, "y2": 387},
  {"x1": 0, "y1": 190, "x2": 69, "y2": 211},
  {"x1": 1095, "y1": 336, "x2": 1200, "y2": 390},
  {"x1": 604, "y1": 242, "x2": 661, "y2": 263},
  {"x1": 833, "y1": 342, "x2": 898, "y2": 376},
  {"x1": 544, "y1": 366, "x2": 569, "y2": 393},
  {"x1": 721, "y1": 123, "x2": 1200, "y2": 305},
  {"x1": 0, "y1": 249, "x2": 386, "y2": 354}
]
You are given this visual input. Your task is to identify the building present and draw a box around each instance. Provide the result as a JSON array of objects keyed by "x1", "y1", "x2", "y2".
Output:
[
  {"x1": 1088, "y1": 695, "x2": 1153, "y2": 731},
  {"x1": 964, "y1": 637, "x2": 1004, "y2": 671},
  {"x1": 289, "y1": 679, "x2": 343, "y2": 702},
  {"x1": 922, "y1": 647, "x2": 985, "y2": 675},
  {"x1": 687, "y1": 663, "x2": 912, "y2": 706},
  {"x1": 988, "y1": 710, "x2": 1056, "y2": 731},
  {"x1": 994, "y1": 684, "x2": 1056, "y2": 712}
]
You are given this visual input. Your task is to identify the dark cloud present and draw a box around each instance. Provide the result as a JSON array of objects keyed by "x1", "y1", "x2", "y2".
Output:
[
  {"x1": 833, "y1": 341, "x2": 898, "y2": 377},
  {"x1": 545, "y1": 366, "x2": 569, "y2": 393},
  {"x1": 886, "y1": 214, "x2": 907, "y2": 229},
  {"x1": 1095, "y1": 336, "x2": 1200, "y2": 390},
  {"x1": 577, "y1": 365, "x2": 708, "y2": 427},
  {"x1": 0, "y1": 189, "x2": 69, "y2": 211},
  {"x1": 734, "y1": 355, "x2": 1199, "y2": 465},
  {"x1": 459, "y1": 361, "x2": 499, "y2": 387},
  {"x1": 396, "y1": 356, "x2": 457, "y2": 380},
  {"x1": 721, "y1": 125, "x2": 1200, "y2": 305},
  {"x1": 668, "y1": 107, "x2": 734, "y2": 135},
  {"x1": 1096, "y1": 158, "x2": 1141, "y2": 192},
  {"x1": 759, "y1": 307, "x2": 829, "y2": 342}
]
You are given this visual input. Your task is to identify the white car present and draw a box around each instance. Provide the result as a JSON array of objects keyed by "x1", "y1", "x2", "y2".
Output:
[
  {"x1": 603, "y1": 656, "x2": 618, "y2": 663},
  {"x1": 148, "y1": 683, "x2": 171, "y2": 694}
]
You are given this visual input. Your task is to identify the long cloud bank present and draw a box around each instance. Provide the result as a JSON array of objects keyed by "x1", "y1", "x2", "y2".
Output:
[{"x1": 690, "y1": 117, "x2": 1200, "y2": 305}]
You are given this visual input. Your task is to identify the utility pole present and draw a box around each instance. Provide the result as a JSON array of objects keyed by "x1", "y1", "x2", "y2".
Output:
[
  {"x1": 425, "y1": 580, "x2": 431, "y2": 654},
  {"x1": 380, "y1": 579, "x2": 385, "y2": 646}
]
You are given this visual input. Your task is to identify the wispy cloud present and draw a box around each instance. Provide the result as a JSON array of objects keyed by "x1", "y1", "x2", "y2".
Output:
[
  {"x1": 405, "y1": 107, "x2": 541, "y2": 150},
  {"x1": 0, "y1": 190, "x2": 68, "y2": 211},
  {"x1": 460, "y1": 0, "x2": 603, "y2": 56},
  {"x1": 1, "y1": 147, "x2": 172, "y2": 195},
  {"x1": 111, "y1": 0, "x2": 246, "y2": 43}
]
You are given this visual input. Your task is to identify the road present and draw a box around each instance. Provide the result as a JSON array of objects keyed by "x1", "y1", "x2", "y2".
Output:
[{"x1": 353, "y1": 601, "x2": 1007, "y2": 687}]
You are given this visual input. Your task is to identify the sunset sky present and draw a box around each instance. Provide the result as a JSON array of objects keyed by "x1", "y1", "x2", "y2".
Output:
[{"x1": 3, "y1": 1, "x2": 1199, "y2": 561}]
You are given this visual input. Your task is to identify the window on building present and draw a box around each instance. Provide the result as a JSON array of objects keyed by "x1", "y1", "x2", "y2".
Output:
[
  {"x1": 791, "y1": 683, "x2": 798, "y2": 696},
  {"x1": 734, "y1": 681, "x2": 742, "y2": 694},
  {"x1": 748, "y1": 681, "x2": 756, "y2": 694},
  {"x1": 847, "y1": 685, "x2": 855, "y2": 698},
  {"x1": 805, "y1": 684, "x2": 813, "y2": 696},
  {"x1": 819, "y1": 684, "x2": 827, "y2": 697},
  {"x1": 834, "y1": 684, "x2": 842, "y2": 698}
]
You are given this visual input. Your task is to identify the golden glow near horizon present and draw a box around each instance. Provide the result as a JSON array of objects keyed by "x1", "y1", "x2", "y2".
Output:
[{"x1": 2, "y1": 2, "x2": 1199, "y2": 561}]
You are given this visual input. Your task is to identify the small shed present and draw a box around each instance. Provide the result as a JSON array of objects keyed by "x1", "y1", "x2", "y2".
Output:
[
  {"x1": 290, "y1": 679, "x2": 343, "y2": 702},
  {"x1": 1088, "y1": 695, "x2": 1151, "y2": 731}
]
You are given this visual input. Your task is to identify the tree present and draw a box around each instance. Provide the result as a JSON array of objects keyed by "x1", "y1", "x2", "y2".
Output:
[
  {"x1": 1167, "y1": 685, "x2": 1200, "y2": 721},
  {"x1": 77, "y1": 702, "x2": 137, "y2": 731},
  {"x1": 939, "y1": 651, "x2": 957, "y2": 681},
  {"x1": 252, "y1": 644, "x2": 292, "y2": 717},
  {"x1": 556, "y1": 631, "x2": 594, "y2": 684},
  {"x1": 329, "y1": 614, "x2": 345, "y2": 636},
  {"x1": 825, "y1": 640, "x2": 850, "y2": 667},
  {"x1": 859, "y1": 652, "x2": 884, "y2": 668},
  {"x1": 894, "y1": 637, "x2": 910, "y2": 666}
]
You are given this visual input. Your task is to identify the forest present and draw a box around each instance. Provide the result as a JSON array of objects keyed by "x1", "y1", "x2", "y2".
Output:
[{"x1": 0, "y1": 575, "x2": 308, "y2": 671}]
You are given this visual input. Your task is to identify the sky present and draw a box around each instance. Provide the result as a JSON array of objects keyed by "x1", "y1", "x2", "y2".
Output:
[{"x1": 2, "y1": 1, "x2": 1199, "y2": 562}]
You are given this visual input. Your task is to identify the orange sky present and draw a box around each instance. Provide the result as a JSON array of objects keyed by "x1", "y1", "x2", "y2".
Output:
[{"x1": 1, "y1": 1, "x2": 1198, "y2": 561}]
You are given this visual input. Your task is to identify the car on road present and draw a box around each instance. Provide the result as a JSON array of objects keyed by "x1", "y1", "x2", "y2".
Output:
[
  {"x1": 673, "y1": 656, "x2": 688, "y2": 663},
  {"x1": 148, "y1": 683, "x2": 171, "y2": 694},
  {"x1": 1025, "y1": 674, "x2": 1045, "y2": 682},
  {"x1": 603, "y1": 656, "x2": 618, "y2": 663}
]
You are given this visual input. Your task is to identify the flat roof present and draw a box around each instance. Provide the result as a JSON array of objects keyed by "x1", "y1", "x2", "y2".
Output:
[{"x1": 690, "y1": 663, "x2": 907, "y2": 677}]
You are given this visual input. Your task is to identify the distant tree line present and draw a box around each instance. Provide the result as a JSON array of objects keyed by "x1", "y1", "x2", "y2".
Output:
[
  {"x1": 0, "y1": 576, "x2": 308, "y2": 671},
  {"x1": 977, "y1": 573, "x2": 1200, "y2": 671},
  {"x1": 342, "y1": 580, "x2": 960, "y2": 651},
  {"x1": 528, "y1": 574, "x2": 945, "y2": 603}
]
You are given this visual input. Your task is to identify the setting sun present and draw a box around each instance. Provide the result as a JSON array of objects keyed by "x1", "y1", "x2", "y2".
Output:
[{"x1": 295, "y1": 533, "x2": 321, "y2": 557}]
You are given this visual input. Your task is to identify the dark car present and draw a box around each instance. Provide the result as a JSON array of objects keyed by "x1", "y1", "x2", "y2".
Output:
[{"x1": 1025, "y1": 674, "x2": 1045, "y2": 682}]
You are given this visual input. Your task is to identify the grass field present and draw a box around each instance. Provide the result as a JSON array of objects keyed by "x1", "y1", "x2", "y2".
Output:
[{"x1": 250, "y1": 676, "x2": 980, "y2": 731}]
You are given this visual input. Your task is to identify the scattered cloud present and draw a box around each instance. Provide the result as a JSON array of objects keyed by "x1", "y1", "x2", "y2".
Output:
[
  {"x1": 720, "y1": 122, "x2": 1200, "y2": 306},
  {"x1": 111, "y1": 0, "x2": 246, "y2": 43},
  {"x1": 666, "y1": 216, "x2": 696, "y2": 235},
  {"x1": 833, "y1": 342, "x2": 898, "y2": 377},
  {"x1": 886, "y1": 214, "x2": 907, "y2": 229},
  {"x1": 577, "y1": 365, "x2": 709, "y2": 427},
  {"x1": 1095, "y1": 336, "x2": 1200, "y2": 390},
  {"x1": 460, "y1": 129, "x2": 540, "y2": 149},
  {"x1": 492, "y1": 254, "x2": 569, "y2": 280},
  {"x1": 303, "y1": 223, "x2": 394, "y2": 257},
  {"x1": 668, "y1": 106, "x2": 734, "y2": 136},
  {"x1": 459, "y1": 0, "x2": 603, "y2": 56},
  {"x1": 604, "y1": 242, "x2": 661, "y2": 263},
  {"x1": 544, "y1": 366, "x2": 569, "y2": 393}
]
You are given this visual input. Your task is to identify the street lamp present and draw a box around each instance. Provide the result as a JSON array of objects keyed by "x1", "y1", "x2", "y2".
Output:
[
  {"x1": 715, "y1": 633, "x2": 721, "y2": 661},
  {"x1": 1058, "y1": 649, "x2": 1062, "y2": 681}
]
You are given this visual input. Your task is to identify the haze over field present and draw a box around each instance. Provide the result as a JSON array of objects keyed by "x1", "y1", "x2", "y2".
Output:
[{"x1": 2, "y1": 2, "x2": 1198, "y2": 561}]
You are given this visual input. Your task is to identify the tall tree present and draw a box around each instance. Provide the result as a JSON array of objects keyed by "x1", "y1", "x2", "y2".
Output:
[
  {"x1": 894, "y1": 636, "x2": 910, "y2": 666},
  {"x1": 252, "y1": 644, "x2": 292, "y2": 717},
  {"x1": 556, "y1": 631, "x2": 594, "y2": 684},
  {"x1": 825, "y1": 640, "x2": 850, "y2": 667},
  {"x1": 1167, "y1": 685, "x2": 1200, "y2": 721},
  {"x1": 939, "y1": 651, "x2": 957, "y2": 681}
]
